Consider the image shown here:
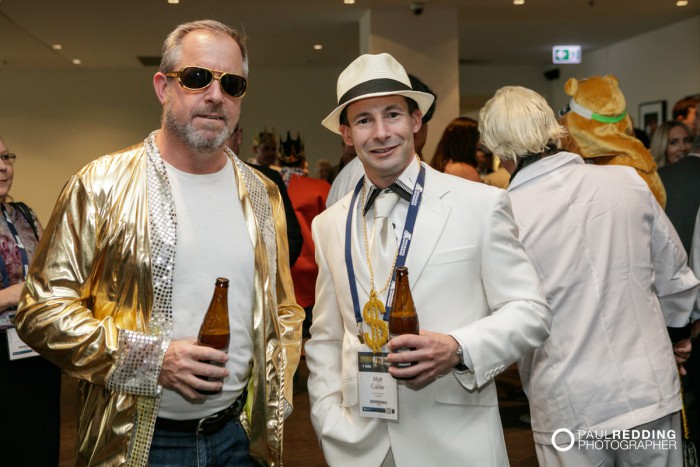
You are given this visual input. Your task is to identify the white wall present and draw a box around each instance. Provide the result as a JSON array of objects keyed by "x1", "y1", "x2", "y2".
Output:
[
  {"x1": 458, "y1": 64, "x2": 553, "y2": 119},
  {"x1": 0, "y1": 69, "x2": 161, "y2": 222},
  {"x1": 550, "y1": 16, "x2": 700, "y2": 123}
]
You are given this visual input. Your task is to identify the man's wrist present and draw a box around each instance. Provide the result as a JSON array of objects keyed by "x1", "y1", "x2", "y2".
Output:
[{"x1": 451, "y1": 336, "x2": 469, "y2": 372}]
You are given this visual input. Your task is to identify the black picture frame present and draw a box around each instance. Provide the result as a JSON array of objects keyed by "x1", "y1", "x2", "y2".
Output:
[{"x1": 638, "y1": 100, "x2": 667, "y2": 139}]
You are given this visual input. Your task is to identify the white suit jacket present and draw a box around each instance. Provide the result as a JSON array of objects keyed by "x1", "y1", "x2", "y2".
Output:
[
  {"x1": 507, "y1": 152, "x2": 700, "y2": 444},
  {"x1": 306, "y1": 163, "x2": 551, "y2": 466}
]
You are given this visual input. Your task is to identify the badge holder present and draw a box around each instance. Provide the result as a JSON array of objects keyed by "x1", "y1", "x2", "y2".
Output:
[
  {"x1": 358, "y1": 347, "x2": 398, "y2": 421},
  {"x1": 2, "y1": 312, "x2": 39, "y2": 360}
]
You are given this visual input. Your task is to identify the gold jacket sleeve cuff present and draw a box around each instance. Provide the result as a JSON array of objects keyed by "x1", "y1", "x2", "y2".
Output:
[{"x1": 106, "y1": 329, "x2": 170, "y2": 397}]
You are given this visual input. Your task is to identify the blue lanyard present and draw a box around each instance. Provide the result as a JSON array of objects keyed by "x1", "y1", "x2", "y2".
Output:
[
  {"x1": 344, "y1": 164, "x2": 425, "y2": 326},
  {"x1": 0, "y1": 203, "x2": 31, "y2": 288}
]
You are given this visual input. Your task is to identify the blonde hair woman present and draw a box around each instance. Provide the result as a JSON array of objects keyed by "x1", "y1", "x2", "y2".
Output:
[{"x1": 650, "y1": 120, "x2": 693, "y2": 168}]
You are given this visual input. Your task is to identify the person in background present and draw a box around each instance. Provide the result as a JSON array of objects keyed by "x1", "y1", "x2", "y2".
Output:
[
  {"x1": 634, "y1": 127, "x2": 651, "y2": 149},
  {"x1": 252, "y1": 128, "x2": 279, "y2": 169},
  {"x1": 480, "y1": 85, "x2": 698, "y2": 467},
  {"x1": 0, "y1": 136, "x2": 60, "y2": 466},
  {"x1": 325, "y1": 73, "x2": 437, "y2": 208},
  {"x1": 475, "y1": 142, "x2": 494, "y2": 177},
  {"x1": 227, "y1": 124, "x2": 244, "y2": 155},
  {"x1": 15, "y1": 20, "x2": 303, "y2": 466},
  {"x1": 559, "y1": 75, "x2": 666, "y2": 208},
  {"x1": 277, "y1": 132, "x2": 330, "y2": 337},
  {"x1": 407, "y1": 74, "x2": 437, "y2": 159},
  {"x1": 339, "y1": 140, "x2": 358, "y2": 169},
  {"x1": 658, "y1": 137, "x2": 700, "y2": 254},
  {"x1": 695, "y1": 99, "x2": 700, "y2": 143},
  {"x1": 316, "y1": 159, "x2": 334, "y2": 183},
  {"x1": 483, "y1": 166, "x2": 510, "y2": 190},
  {"x1": 660, "y1": 137, "x2": 700, "y2": 449},
  {"x1": 306, "y1": 52, "x2": 551, "y2": 466},
  {"x1": 430, "y1": 116, "x2": 482, "y2": 183},
  {"x1": 326, "y1": 141, "x2": 363, "y2": 208},
  {"x1": 672, "y1": 96, "x2": 700, "y2": 138},
  {"x1": 650, "y1": 120, "x2": 693, "y2": 169},
  {"x1": 228, "y1": 125, "x2": 303, "y2": 266}
]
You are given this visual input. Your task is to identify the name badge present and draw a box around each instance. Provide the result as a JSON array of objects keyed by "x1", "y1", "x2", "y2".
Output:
[
  {"x1": 358, "y1": 349, "x2": 398, "y2": 420},
  {"x1": 7, "y1": 326, "x2": 39, "y2": 360},
  {"x1": 0, "y1": 310, "x2": 14, "y2": 330}
]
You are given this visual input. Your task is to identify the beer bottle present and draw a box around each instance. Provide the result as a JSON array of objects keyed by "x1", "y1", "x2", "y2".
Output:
[
  {"x1": 196, "y1": 277, "x2": 230, "y2": 395},
  {"x1": 389, "y1": 266, "x2": 419, "y2": 370}
]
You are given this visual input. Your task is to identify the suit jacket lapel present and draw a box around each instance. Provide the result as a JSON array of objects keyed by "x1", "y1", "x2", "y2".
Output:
[
  {"x1": 336, "y1": 167, "x2": 450, "y2": 300},
  {"x1": 406, "y1": 169, "x2": 450, "y2": 288}
]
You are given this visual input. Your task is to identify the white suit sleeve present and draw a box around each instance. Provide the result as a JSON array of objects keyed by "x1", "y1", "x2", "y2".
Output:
[{"x1": 450, "y1": 190, "x2": 552, "y2": 390}]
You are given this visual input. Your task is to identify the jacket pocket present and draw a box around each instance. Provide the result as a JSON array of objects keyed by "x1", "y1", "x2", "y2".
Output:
[
  {"x1": 434, "y1": 374, "x2": 497, "y2": 406},
  {"x1": 429, "y1": 246, "x2": 476, "y2": 266}
]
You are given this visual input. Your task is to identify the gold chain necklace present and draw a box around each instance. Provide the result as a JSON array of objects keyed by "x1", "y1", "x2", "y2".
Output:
[{"x1": 358, "y1": 180, "x2": 399, "y2": 352}]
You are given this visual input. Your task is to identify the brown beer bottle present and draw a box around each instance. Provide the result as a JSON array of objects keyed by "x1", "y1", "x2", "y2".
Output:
[
  {"x1": 196, "y1": 277, "x2": 230, "y2": 395},
  {"x1": 389, "y1": 266, "x2": 419, "y2": 371}
]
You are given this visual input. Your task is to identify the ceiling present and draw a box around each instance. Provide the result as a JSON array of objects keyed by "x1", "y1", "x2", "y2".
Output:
[{"x1": 1, "y1": 0, "x2": 699, "y2": 71}]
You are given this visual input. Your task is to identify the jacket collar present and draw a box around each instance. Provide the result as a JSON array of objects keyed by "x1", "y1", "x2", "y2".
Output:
[{"x1": 508, "y1": 151, "x2": 582, "y2": 192}]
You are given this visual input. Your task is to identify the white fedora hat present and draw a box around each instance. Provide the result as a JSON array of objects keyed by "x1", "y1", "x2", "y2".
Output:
[{"x1": 321, "y1": 53, "x2": 435, "y2": 134}]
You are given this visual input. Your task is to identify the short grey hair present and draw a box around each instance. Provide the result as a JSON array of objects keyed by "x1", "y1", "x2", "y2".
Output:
[
  {"x1": 159, "y1": 19, "x2": 248, "y2": 77},
  {"x1": 479, "y1": 86, "x2": 565, "y2": 164}
]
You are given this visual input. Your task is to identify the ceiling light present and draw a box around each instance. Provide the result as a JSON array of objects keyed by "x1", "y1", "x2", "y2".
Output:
[
  {"x1": 72, "y1": 59, "x2": 82, "y2": 65},
  {"x1": 168, "y1": 0, "x2": 179, "y2": 4},
  {"x1": 313, "y1": 44, "x2": 323, "y2": 50},
  {"x1": 676, "y1": 0, "x2": 688, "y2": 5},
  {"x1": 52, "y1": 44, "x2": 62, "y2": 50},
  {"x1": 513, "y1": 0, "x2": 525, "y2": 4},
  {"x1": 344, "y1": 0, "x2": 355, "y2": 4}
]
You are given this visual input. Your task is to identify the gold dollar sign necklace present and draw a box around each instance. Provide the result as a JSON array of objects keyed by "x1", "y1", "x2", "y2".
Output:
[{"x1": 360, "y1": 180, "x2": 400, "y2": 353}]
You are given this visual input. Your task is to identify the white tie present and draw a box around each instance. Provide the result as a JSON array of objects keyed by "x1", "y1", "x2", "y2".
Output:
[{"x1": 370, "y1": 190, "x2": 400, "y2": 285}]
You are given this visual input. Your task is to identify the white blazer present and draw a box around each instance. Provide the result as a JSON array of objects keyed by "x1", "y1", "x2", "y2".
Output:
[
  {"x1": 306, "y1": 163, "x2": 551, "y2": 466},
  {"x1": 507, "y1": 152, "x2": 700, "y2": 445}
]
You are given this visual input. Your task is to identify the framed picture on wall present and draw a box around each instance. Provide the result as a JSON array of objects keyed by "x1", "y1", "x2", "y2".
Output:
[{"x1": 638, "y1": 100, "x2": 666, "y2": 139}]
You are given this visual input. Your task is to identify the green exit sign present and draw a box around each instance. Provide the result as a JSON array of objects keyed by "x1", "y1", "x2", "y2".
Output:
[{"x1": 552, "y1": 45, "x2": 582, "y2": 64}]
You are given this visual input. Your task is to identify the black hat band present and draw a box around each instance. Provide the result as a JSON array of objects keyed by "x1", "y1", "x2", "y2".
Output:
[{"x1": 338, "y1": 78, "x2": 413, "y2": 106}]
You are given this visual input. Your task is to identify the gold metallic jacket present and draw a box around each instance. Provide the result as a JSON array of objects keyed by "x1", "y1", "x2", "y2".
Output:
[{"x1": 16, "y1": 134, "x2": 304, "y2": 466}]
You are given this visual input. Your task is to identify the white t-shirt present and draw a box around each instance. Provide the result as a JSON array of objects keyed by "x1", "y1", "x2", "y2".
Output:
[{"x1": 158, "y1": 158, "x2": 255, "y2": 420}]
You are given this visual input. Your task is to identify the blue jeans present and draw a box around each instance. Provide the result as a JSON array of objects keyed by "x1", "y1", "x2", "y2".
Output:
[{"x1": 148, "y1": 418, "x2": 255, "y2": 466}]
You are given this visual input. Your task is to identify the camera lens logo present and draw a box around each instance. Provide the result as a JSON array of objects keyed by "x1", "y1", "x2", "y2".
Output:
[{"x1": 552, "y1": 428, "x2": 575, "y2": 452}]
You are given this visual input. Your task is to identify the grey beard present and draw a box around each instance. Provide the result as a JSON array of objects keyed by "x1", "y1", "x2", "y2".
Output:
[{"x1": 164, "y1": 106, "x2": 230, "y2": 153}]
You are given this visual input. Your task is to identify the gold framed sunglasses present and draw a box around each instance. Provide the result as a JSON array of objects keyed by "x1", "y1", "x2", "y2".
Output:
[
  {"x1": 165, "y1": 66, "x2": 248, "y2": 98},
  {"x1": 0, "y1": 153, "x2": 16, "y2": 165}
]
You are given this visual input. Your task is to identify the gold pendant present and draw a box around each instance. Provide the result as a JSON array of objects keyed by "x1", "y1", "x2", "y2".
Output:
[{"x1": 362, "y1": 290, "x2": 388, "y2": 353}]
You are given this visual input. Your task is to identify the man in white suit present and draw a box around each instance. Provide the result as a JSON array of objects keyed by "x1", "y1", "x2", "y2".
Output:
[
  {"x1": 305, "y1": 53, "x2": 552, "y2": 466},
  {"x1": 479, "y1": 86, "x2": 698, "y2": 467}
]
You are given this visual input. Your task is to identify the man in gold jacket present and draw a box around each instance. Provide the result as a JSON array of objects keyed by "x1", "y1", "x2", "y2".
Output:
[{"x1": 15, "y1": 20, "x2": 303, "y2": 466}]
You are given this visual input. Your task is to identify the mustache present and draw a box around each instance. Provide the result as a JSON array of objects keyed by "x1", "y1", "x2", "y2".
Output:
[{"x1": 190, "y1": 103, "x2": 229, "y2": 122}]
